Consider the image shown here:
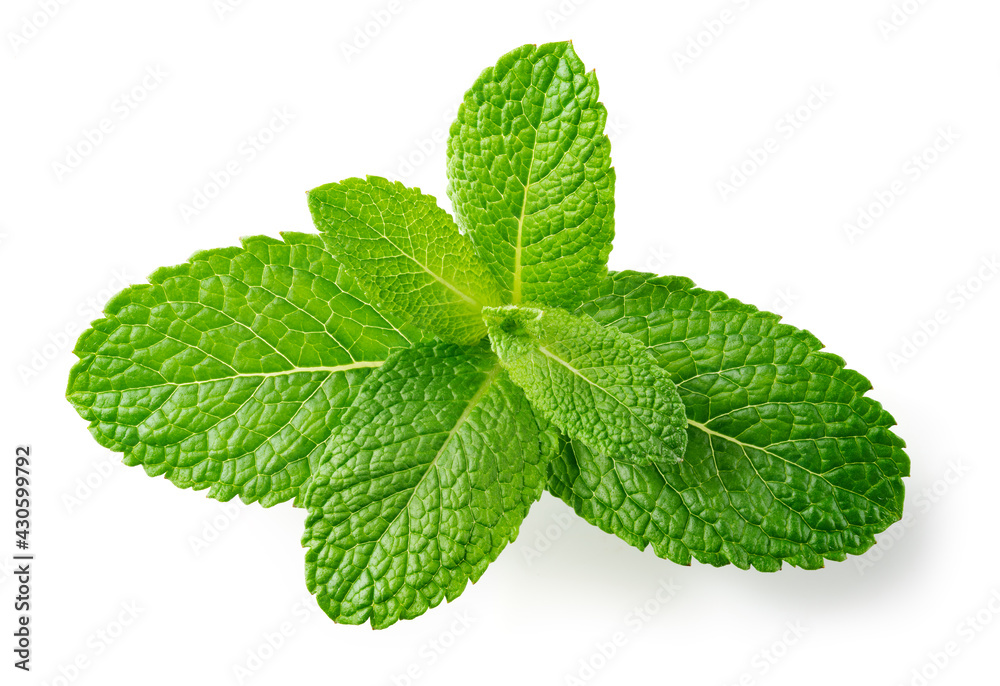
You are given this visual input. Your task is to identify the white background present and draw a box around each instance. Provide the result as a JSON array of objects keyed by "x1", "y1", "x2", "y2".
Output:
[{"x1": 2, "y1": 1, "x2": 999, "y2": 684}]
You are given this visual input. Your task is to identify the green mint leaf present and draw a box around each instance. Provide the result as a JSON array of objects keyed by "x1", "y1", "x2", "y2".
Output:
[
  {"x1": 547, "y1": 271, "x2": 910, "y2": 571},
  {"x1": 482, "y1": 304, "x2": 688, "y2": 467},
  {"x1": 447, "y1": 41, "x2": 615, "y2": 309},
  {"x1": 66, "y1": 232, "x2": 420, "y2": 507},
  {"x1": 308, "y1": 176, "x2": 503, "y2": 345},
  {"x1": 302, "y1": 342, "x2": 547, "y2": 628}
]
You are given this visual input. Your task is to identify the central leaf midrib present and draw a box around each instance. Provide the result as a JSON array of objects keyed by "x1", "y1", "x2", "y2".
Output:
[
  {"x1": 537, "y1": 344, "x2": 670, "y2": 457},
  {"x1": 683, "y1": 417, "x2": 888, "y2": 511},
  {"x1": 395, "y1": 212, "x2": 480, "y2": 307},
  {"x1": 382, "y1": 362, "x2": 500, "y2": 546},
  {"x1": 73, "y1": 361, "x2": 384, "y2": 396},
  {"x1": 512, "y1": 144, "x2": 537, "y2": 304},
  {"x1": 340, "y1": 196, "x2": 481, "y2": 308}
]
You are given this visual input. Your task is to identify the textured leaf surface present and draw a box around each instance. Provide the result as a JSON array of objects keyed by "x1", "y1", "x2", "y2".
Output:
[
  {"x1": 303, "y1": 343, "x2": 547, "y2": 628},
  {"x1": 547, "y1": 272, "x2": 909, "y2": 571},
  {"x1": 308, "y1": 176, "x2": 502, "y2": 345},
  {"x1": 447, "y1": 41, "x2": 615, "y2": 309},
  {"x1": 484, "y1": 305, "x2": 687, "y2": 467},
  {"x1": 66, "y1": 232, "x2": 420, "y2": 507}
]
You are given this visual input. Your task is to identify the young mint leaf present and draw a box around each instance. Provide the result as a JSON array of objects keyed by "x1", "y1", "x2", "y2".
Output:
[
  {"x1": 66, "y1": 233, "x2": 422, "y2": 507},
  {"x1": 547, "y1": 271, "x2": 910, "y2": 571},
  {"x1": 308, "y1": 176, "x2": 503, "y2": 345},
  {"x1": 482, "y1": 304, "x2": 687, "y2": 467},
  {"x1": 447, "y1": 41, "x2": 615, "y2": 309},
  {"x1": 302, "y1": 342, "x2": 547, "y2": 628}
]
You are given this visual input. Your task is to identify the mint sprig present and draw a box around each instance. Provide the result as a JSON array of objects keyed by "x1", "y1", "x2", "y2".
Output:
[{"x1": 66, "y1": 41, "x2": 909, "y2": 628}]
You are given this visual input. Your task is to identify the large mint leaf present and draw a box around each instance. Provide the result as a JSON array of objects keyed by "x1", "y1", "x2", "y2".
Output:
[
  {"x1": 446, "y1": 41, "x2": 615, "y2": 309},
  {"x1": 308, "y1": 176, "x2": 503, "y2": 345},
  {"x1": 483, "y1": 305, "x2": 687, "y2": 467},
  {"x1": 547, "y1": 272, "x2": 909, "y2": 571},
  {"x1": 303, "y1": 342, "x2": 547, "y2": 628},
  {"x1": 66, "y1": 233, "x2": 421, "y2": 507}
]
